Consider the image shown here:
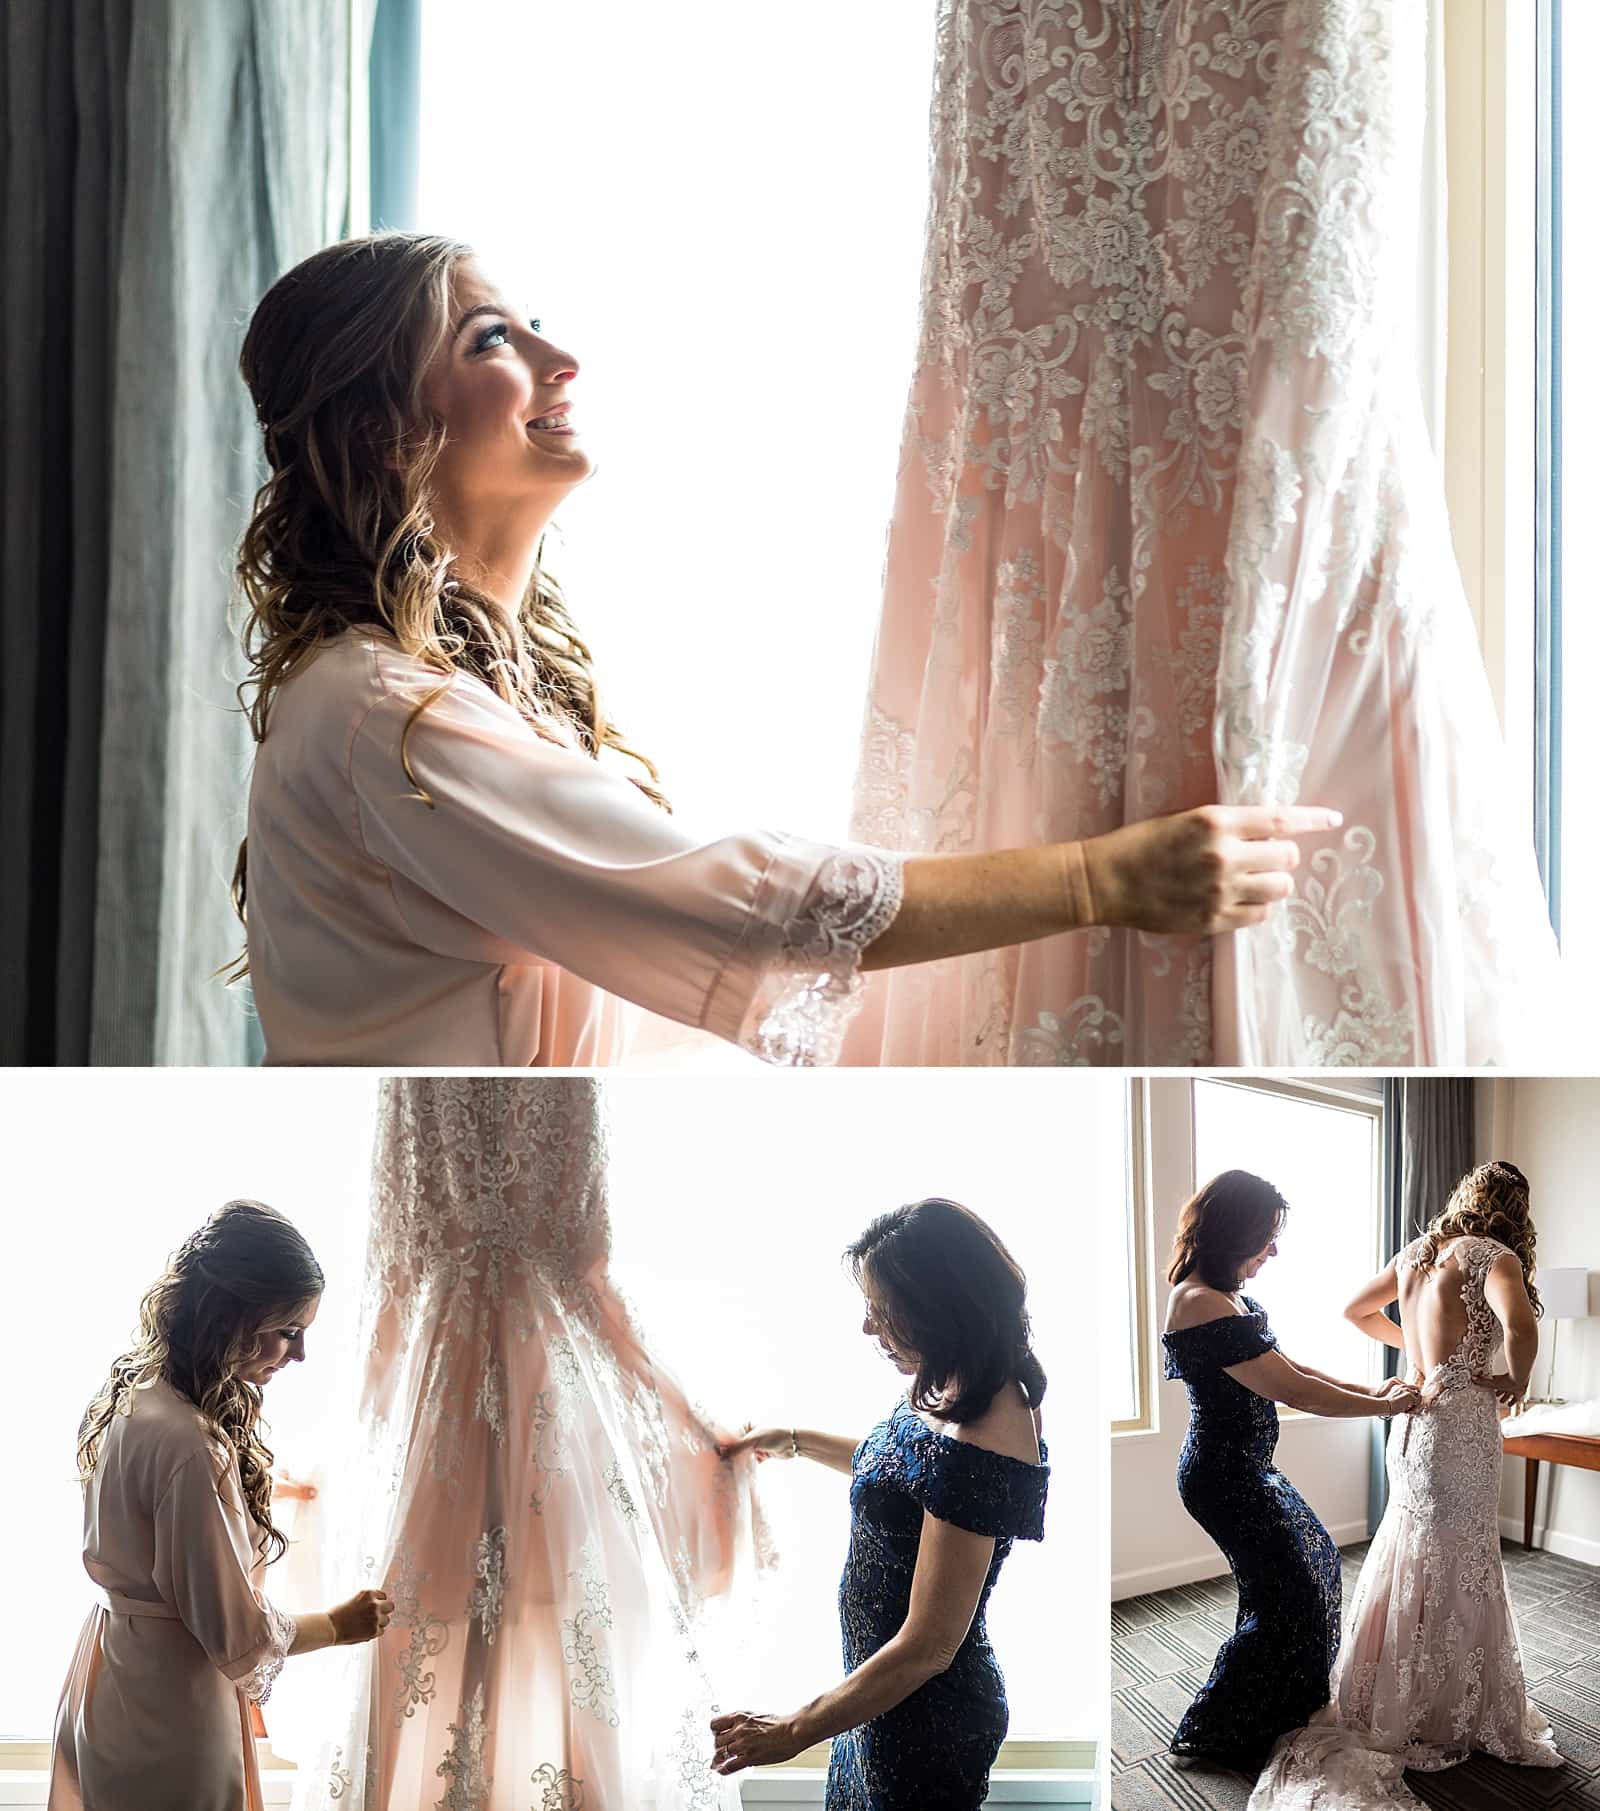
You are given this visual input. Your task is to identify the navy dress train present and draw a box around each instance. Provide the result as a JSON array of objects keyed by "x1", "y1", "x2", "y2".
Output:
[
  {"x1": 1161, "y1": 1300, "x2": 1341, "y2": 1772},
  {"x1": 825, "y1": 1397, "x2": 1049, "y2": 1810}
]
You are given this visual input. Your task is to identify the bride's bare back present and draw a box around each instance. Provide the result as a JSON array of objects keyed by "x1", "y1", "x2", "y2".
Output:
[{"x1": 1396, "y1": 1238, "x2": 1483, "y2": 1376}]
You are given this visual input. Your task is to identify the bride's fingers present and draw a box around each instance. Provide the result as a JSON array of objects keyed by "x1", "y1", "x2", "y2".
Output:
[
  {"x1": 1229, "y1": 869, "x2": 1296, "y2": 905},
  {"x1": 1229, "y1": 837, "x2": 1302, "y2": 875}
]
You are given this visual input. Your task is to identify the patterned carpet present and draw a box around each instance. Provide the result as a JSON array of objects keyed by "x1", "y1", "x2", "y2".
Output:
[{"x1": 1111, "y1": 1542, "x2": 1600, "y2": 1810}]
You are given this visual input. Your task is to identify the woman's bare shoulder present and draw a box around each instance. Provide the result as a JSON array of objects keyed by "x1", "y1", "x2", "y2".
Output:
[
  {"x1": 1165, "y1": 1281, "x2": 1244, "y2": 1332},
  {"x1": 947, "y1": 1383, "x2": 1042, "y2": 1465}
]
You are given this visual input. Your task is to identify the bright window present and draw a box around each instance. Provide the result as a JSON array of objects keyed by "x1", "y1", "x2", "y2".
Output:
[
  {"x1": 0, "y1": 1070, "x2": 1104, "y2": 1751},
  {"x1": 1190, "y1": 1080, "x2": 1383, "y2": 1388},
  {"x1": 1112, "y1": 1078, "x2": 1386, "y2": 1426},
  {"x1": 1550, "y1": 3, "x2": 1590, "y2": 971},
  {"x1": 413, "y1": 4, "x2": 934, "y2": 837}
]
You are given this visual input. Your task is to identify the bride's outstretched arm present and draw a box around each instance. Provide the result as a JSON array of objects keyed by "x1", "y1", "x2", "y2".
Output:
[{"x1": 1342, "y1": 1260, "x2": 1408, "y2": 1354}]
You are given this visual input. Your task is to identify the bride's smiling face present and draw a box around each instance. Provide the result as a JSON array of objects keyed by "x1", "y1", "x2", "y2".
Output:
[{"x1": 419, "y1": 257, "x2": 592, "y2": 510}]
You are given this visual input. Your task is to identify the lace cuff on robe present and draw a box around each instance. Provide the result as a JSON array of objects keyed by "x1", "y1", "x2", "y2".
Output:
[
  {"x1": 237, "y1": 1600, "x2": 297, "y2": 1705},
  {"x1": 737, "y1": 848, "x2": 904, "y2": 1067}
]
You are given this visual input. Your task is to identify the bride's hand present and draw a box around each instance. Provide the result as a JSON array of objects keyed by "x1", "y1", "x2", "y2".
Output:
[
  {"x1": 717, "y1": 1423, "x2": 797, "y2": 1463},
  {"x1": 1471, "y1": 1371, "x2": 1525, "y2": 1410},
  {"x1": 710, "y1": 1709, "x2": 804, "y2": 1773},
  {"x1": 1081, "y1": 804, "x2": 1341, "y2": 936}
]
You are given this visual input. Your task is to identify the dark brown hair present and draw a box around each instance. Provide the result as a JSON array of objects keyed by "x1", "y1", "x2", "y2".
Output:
[
  {"x1": 1168, "y1": 1169, "x2": 1288, "y2": 1292},
  {"x1": 77, "y1": 1200, "x2": 325, "y2": 1563},
  {"x1": 846, "y1": 1198, "x2": 1047, "y2": 1425}
]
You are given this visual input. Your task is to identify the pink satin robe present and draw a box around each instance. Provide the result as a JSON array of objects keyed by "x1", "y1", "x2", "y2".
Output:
[
  {"x1": 49, "y1": 1381, "x2": 296, "y2": 1811},
  {"x1": 245, "y1": 630, "x2": 902, "y2": 1066}
]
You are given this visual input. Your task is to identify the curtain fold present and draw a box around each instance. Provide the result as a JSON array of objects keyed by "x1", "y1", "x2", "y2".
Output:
[
  {"x1": 1368, "y1": 1076, "x2": 1476, "y2": 1530},
  {"x1": 843, "y1": 0, "x2": 1555, "y2": 1067},
  {"x1": 2, "y1": 0, "x2": 352, "y2": 1064}
]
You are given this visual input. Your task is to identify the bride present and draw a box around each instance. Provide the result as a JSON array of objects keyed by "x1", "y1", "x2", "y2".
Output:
[{"x1": 1249, "y1": 1161, "x2": 1563, "y2": 1808}]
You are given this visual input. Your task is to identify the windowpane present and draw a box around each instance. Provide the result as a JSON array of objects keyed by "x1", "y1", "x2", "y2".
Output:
[
  {"x1": 415, "y1": 4, "x2": 934, "y2": 834},
  {"x1": 1191, "y1": 1083, "x2": 1381, "y2": 1388},
  {"x1": 1556, "y1": 4, "x2": 1595, "y2": 968},
  {"x1": 1109, "y1": 1089, "x2": 1140, "y2": 1426}
]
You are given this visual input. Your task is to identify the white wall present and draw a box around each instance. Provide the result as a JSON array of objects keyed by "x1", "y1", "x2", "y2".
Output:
[
  {"x1": 1110, "y1": 1080, "x2": 1372, "y2": 1600},
  {"x1": 1477, "y1": 1078, "x2": 1600, "y2": 1566}
]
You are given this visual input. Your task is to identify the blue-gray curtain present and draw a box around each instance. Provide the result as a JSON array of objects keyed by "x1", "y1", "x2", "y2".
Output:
[
  {"x1": 368, "y1": 0, "x2": 420, "y2": 230},
  {"x1": 1369, "y1": 1077, "x2": 1476, "y2": 1531},
  {"x1": 2, "y1": 0, "x2": 353, "y2": 1064}
]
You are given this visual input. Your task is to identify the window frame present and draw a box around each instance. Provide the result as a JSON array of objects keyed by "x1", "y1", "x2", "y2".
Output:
[{"x1": 1113, "y1": 1075, "x2": 1388, "y2": 1443}]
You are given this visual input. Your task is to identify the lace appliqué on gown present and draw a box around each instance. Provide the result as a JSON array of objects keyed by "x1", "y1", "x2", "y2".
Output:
[
  {"x1": 1248, "y1": 1237, "x2": 1562, "y2": 1809},
  {"x1": 845, "y1": 0, "x2": 1558, "y2": 1066},
  {"x1": 740, "y1": 848, "x2": 904, "y2": 1067},
  {"x1": 278, "y1": 1079, "x2": 769, "y2": 1811}
]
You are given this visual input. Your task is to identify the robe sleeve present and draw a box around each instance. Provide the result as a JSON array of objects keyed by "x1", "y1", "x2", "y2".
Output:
[
  {"x1": 151, "y1": 1451, "x2": 297, "y2": 1704},
  {"x1": 347, "y1": 675, "x2": 903, "y2": 1066}
]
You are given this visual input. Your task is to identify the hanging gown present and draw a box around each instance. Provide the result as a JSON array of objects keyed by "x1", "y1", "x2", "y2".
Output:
[
  {"x1": 1248, "y1": 1236, "x2": 1562, "y2": 1808},
  {"x1": 827, "y1": 1398, "x2": 1048, "y2": 1810},
  {"x1": 1161, "y1": 1300, "x2": 1341, "y2": 1772},
  {"x1": 49, "y1": 1379, "x2": 297, "y2": 1811},
  {"x1": 247, "y1": 628, "x2": 902, "y2": 1066},
  {"x1": 845, "y1": 0, "x2": 1558, "y2": 1066},
  {"x1": 277, "y1": 1077, "x2": 769, "y2": 1811}
]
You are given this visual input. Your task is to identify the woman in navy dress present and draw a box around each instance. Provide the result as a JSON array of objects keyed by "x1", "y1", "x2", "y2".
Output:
[
  {"x1": 711, "y1": 1197, "x2": 1050, "y2": 1809},
  {"x1": 1162, "y1": 1171, "x2": 1419, "y2": 1774}
]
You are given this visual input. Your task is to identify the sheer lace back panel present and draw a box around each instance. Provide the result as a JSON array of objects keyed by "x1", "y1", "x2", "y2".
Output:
[{"x1": 1397, "y1": 1234, "x2": 1508, "y2": 1390}]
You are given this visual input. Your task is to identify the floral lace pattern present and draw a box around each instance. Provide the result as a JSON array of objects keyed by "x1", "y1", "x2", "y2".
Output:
[
  {"x1": 741, "y1": 848, "x2": 904, "y2": 1067},
  {"x1": 846, "y1": 0, "x2": 1557, "y2": 1066},
  {"x1": 240, "y1": 1600, "x2": 297, "y2": 1706},
  {"x1": 1248, "y1": 1237, "x2": 1562, "y2": 1808},
  {"x1": 283, "y1": 1080, "x2": 761, "y2": 1810}
]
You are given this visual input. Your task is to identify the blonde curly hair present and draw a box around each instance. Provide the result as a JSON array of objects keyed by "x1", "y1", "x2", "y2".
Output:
[
  {"x1": 225, "y1": 232, "x2": 665, "y2": 978},
  {"x1": 76, "y1": 1200, "x2": 324, "y2": 1563},
  {"x1": 1413, "y1": 1159, "x2": 1542, "y2": 1317}
]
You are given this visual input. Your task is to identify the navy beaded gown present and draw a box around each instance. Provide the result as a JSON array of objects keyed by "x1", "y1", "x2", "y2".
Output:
[
  {"x1": 1161, "y1": 1300, "x2": 1341, "y2": 1773},
  {"x1": 826, "y1": 1397, "x2": 1049, "y2": 1810}
]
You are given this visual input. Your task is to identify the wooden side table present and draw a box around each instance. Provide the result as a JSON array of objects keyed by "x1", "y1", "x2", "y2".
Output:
[{"x1": 1501, "y1": 1429, "x2": 1600, "y2": 1549}]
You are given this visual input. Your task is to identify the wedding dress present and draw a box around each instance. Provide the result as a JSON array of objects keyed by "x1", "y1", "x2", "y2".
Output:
[
  {"x1": 279, "y1": 1077, "x2": 769, "y2": 1810},
  {"x1": 845, "y1": 0, "x2": 1557, "y2": 1066},
  {"x1": 1247, "y1": 1236, "x2": 1562, "y2": 1808}
]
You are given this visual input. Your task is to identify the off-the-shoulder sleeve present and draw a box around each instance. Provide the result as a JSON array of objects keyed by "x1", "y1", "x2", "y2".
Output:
[
  {"x1": 1198, "y1": 1311, "x2": 1278, "y2": 1369},
  {"x1": 347, "y1": 675, "x2": 903, "y2": 1066},
  {"x1": 901, "y1": 1434, "x2": 1049, "y2": 1542},
  {"x1": 151, "y1": 1451, "x2": 297, "y2": 1704}
]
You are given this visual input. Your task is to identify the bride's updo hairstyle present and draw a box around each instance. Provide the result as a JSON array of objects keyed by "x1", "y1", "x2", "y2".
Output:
[
  {"x1": 226, "y1": 231, "x2": 664, "y2": 974},
  {"x1": 1415, "y1": 1160, "x2": 1542, "y2": 1317},
  {"x1": 76, "y1": 1200, "x2": 325, "y2": 1561},
  {"x1": 846, "y1": 1198, "x2": 1047, "y2": 1425},
  {"x1": 1168, "y1": 1169, "x2": 1288, "y2": 1292}
]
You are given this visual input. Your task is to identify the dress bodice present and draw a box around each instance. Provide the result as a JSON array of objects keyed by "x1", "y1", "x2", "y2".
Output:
[
  {"x1": 827, "y1": 1397, "x2": 1048, "y2": 1808},
  {"x1": 1162, "y1": 1297, "x2": 1281, "y2": 1465}
]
